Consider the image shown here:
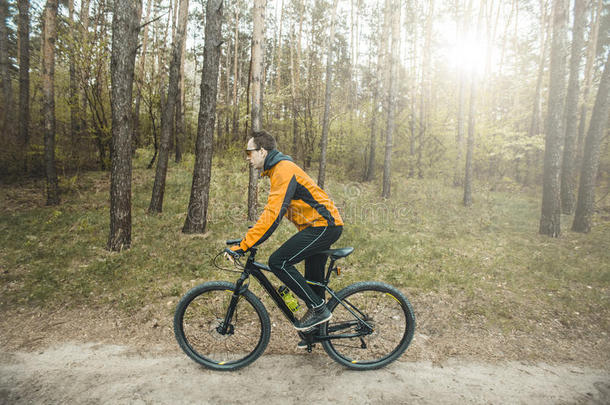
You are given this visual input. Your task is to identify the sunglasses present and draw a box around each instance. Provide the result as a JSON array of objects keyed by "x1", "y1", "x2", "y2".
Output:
[{"x1": 245, "y1": 148, "x2": 261, "y2": 157}]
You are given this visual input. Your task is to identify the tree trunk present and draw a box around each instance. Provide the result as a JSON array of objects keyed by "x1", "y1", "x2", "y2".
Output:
[
  {"x1": 365, "y1": 2, "x2": 383, "y2": 182},
  {"x1": 223, "y1": 35, "x2": 230, "y2": 144},
  {"x1": 365, "y1": 86, "x2": 378, "y2": 182},
  {"x1": 576, "y1": 0, "x2": 601, "y2": 167},
  {"x1": 68, "y1": 0, "x2": 80, "y2": 164},
  {"x1": 133, "y1": 0, "x2": 152, "y2": 154},
  {"x1": 560, "y1": 0, "x2": 587, "y2": 214},
  {"x1": 149, "y1": 0, "x2": 189, "y2": 214},
  {"x1": 408, "y1": 0, "x2": 417, "y2": 179},
  {"x1": 87, "y1": 1, "x2": 110, "y2": 170},
  {"x1": 290, "y1": 26, "x2": 298, "y2": 160},
  {"x1": 525, "y1": 0, "x2": 549, "y2": 186},
  {"x1": 317, "y1": 0, "x2": 339, "y2": 189},
  {"x1": 295, "y1": 4, "x2": 305, "y2": 159},
  {"x1": 290, "y1": 4, "x2": 304, "y2": 161},
  {"x1": 539, "y1": 0, "x2": 568, "y2": 237},
  {"x1": 244, "y1": 54, "x2": 252, "y2": 140},
  {"x1": 572, "y1": 51, "x2": 610, "y2": 233},
  {"x1": 454, "y1": 70, "x2": 466, "y2": 186},
  {"x1": 463, "y1": 72, "x2": 476, "y2": 206},
  {"x1": 0, "y1": 0, "x2": 13, "y2": 139},
  {"x1": 248, "y1": 0, "x2": 265, "y2": 222},
  {"x1": 155, "y1": 0, "x2": 171, "y2": 132},
  {"x1": 382, "y1": 0, "x2": 400, "y2": 199},
  {"x1": 174, "y1": 32, "x2": 186, "y2": 163},
  {"x1": 182, "y1": 0, "x2": 223, "y2": 234},
  {"x1": 43, "y1": 0, "x2": 59, "y2": 205},
  {"x1": 378, "y1": 0, "x2": 391, "y2": 180},
  {"x1": 108, "y1": 0, "x2": 142, "y2": 251},
  {"x1": 18, "y1": 0, "x2": 30, "y2": 171},
  {"x1": 232, "y1": 6, "x2": 239, "y2": 139},
  {"x1": 174, "y1": 0, "x2": 188, "y2": 163},
  {"x1": 79, "y1": 0, "x2": 91, "y2": 143},
  {"x1": 453, "y1": 0, "x2": 471, "y2": 187},
  {"x1": 418, "y1": 0, "x2": 434, "y2": 179},
  {"x1": 273, "y1": 0, "x2": 284, "y2": 99},
  {"x1": 463, "y1": 2, "x2": 483, "y2": 207}
]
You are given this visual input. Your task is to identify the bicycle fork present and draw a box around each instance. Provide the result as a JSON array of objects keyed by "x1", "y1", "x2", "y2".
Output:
[{"x1": 218, "y1": 272, "x2": 250, "y2": 335}]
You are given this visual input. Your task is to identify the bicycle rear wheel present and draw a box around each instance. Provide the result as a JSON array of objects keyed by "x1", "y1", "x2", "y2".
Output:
[
  {"x1": 174, "y1": 281, "x2": 271, "y2": 371},
  {"x1": 321, "y1": 281, "x2": 415, "y2": 370}
]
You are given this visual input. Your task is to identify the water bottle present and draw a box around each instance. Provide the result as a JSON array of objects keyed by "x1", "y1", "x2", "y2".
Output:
[{"x1": 278, "y1": 285, "x2": 301, "y2": 313}]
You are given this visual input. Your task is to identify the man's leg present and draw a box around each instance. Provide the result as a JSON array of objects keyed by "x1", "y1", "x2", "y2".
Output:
[
  {"x1": 268, "y1": 226, "x2": 342, "y2": 308},
  {"x1": 268, "y1": 227, "x2": 329, "y2": 308},
  {"x1": 305, "y1": 254, "x2": 328, "y2": 301}
]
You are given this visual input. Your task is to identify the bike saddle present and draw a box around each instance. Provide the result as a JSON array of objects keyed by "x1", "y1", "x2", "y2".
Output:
[{"x1": 320, "y1": 247, "x2": 354, "y2": 260}]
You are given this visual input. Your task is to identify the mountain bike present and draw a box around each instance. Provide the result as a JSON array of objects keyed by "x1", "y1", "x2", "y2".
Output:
[{"x1": 173, "y1": 239, "x2": 416, "y2": 371}]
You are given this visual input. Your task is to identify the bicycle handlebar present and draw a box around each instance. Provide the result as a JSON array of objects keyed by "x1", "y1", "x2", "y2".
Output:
[
  {"x1": 224, "y1": 248, "x2": 242, "y2": 259},
  {"x1": 226, "y1": 239, "x2": 241, "y2": 246}
]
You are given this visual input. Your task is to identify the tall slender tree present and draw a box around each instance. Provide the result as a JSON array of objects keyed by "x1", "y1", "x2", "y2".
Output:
[
  {"x1": 572, "y1": 51, "x2": 610, "y2": 233},
  {"x1": 182, "y1": 0, "x2": 223, "y2": 233},
  {"x1": 78, "y1": 0, "x2": 91, "y2": 141},
  {"x1": 525, "y1": 0, "x2": 549, "y2": 185},
  {"x1": 0, "y1": 0, "x2": 13, "y2": 139},
  {"x1": 68, "y1": 0, "x2": 80, "y2": 162},
  {"x1": 133, "y1": 0, "x2": 152, "y2": 154},
  {"x1": 576, "y1": 0, "x2": 602, "y2": 162},
  {"x1": 382, "y1": 0, "x2": 400, "y2": 199},
  {"x1": 317, "y1": 0, "x2": 339, "y2": 189},
  {"x1": 539, "y1": 0, "x2": 568, "y2": 237},
  {"x1": 174, "y1": 26, "x2": 187, "y2": 163},
  {"x1": 453, "y1": 0, "x2": 471, "y2": 187},
  {"x1": 418, "y1": 0, "x2": 434, "y2": 179},
  {"x1": 149, "y1": 0, "x2": 190, "y2": 214},
  {"x1": 463, "y1": 3, "x2": 484, "y2": 207},
  {"x1": 231, "y1": 5, "x2": 240, "y2": 139},
  {"x1": 290, "y1": 2, "x2": 304, "y2": 160},
  {"x1": 42, "y1": 0, "x2": 59, "y2": 205},
  {"x1": 364, "y1": 63, "x2": 379, "y2": 181},
  {"x1": 18, "y1": 0, "x2": 30, "y2": 170},
  {"x1": 272, "y1": 0, "x2": 284, "y2": 97},
  {"x1": 247, "y1": 0, "x2": 265, "y2": 221},
  {"x1": 108, "y1": 0, "x2": 142, "y2": 251},
  {"x1": 408, "y1": 0, "x2": 417, "y2": 178},
  {"x1": 560, "y1": 0, "x2": 588, "y2": 214},
  {"x1": 377, "y1": 0, "x2": 391, "y2": 181}
]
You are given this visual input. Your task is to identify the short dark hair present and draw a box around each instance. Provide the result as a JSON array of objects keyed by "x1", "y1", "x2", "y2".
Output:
[{"x1": 251, "y1": 130, "x2": 276, "y2": 151}]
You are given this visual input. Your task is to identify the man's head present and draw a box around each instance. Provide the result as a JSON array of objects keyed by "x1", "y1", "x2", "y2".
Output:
[{"x1": 246, "y1": 130, "x2": 276, "y2": 170}]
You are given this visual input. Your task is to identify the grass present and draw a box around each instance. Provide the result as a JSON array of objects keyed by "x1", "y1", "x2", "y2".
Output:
[{"x1": 1, "y1": 150, "x2": 609, "y2": 363}]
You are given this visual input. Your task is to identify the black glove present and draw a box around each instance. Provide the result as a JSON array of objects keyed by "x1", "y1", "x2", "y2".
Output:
[{"x1": 225, "y1": 247, "x2": 245, "y2": 259}]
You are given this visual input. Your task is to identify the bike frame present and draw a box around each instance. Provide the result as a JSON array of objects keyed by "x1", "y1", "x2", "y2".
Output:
[{"x1": 220, "y1": 246, "x2": 373, "y2": 341}]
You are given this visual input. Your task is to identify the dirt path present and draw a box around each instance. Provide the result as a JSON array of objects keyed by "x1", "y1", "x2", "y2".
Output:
[{"x1": 1, "y1": 342, "x2": 608, "y2": 405}]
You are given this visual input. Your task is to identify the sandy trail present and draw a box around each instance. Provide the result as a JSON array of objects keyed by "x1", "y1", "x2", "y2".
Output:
[{"x1": 1, "y1": 343, "x2": 609, "y2": 404}]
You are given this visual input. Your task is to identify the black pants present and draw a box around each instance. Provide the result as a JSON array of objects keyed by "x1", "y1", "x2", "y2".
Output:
[{"x1": 268, "y1": 226, "x2": 343, "y2": 308}]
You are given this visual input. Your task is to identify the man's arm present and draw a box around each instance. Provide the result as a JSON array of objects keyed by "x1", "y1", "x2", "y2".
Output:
[{"x1": 234, "y1": 168, "x2": 297, "y2": 252}]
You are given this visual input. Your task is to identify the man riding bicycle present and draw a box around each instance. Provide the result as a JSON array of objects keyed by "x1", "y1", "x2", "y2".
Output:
[{"x1": 227, "y1": 130, "x2": 344, "y2": 331}]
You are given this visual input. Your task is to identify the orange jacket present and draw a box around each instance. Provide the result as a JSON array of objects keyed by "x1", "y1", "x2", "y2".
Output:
[{"x1": 238, "y1": 150, "x2": 343, "y2": 252}]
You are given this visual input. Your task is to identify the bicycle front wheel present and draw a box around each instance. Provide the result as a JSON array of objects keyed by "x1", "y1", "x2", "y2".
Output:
[
  {"x1": 321, "y1": 281, "x2": 415, "y2": 370},
  {"x1": 173, "y1": 281, "x2": 271, "y2": 371}
]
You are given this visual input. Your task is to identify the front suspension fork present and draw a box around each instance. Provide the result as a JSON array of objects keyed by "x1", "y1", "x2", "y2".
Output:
[{"x1": 219, "y1": 272, "x2": 249, "y2": 335}]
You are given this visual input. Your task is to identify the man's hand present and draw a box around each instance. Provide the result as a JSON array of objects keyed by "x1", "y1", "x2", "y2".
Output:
[{"x1": 224, "y1": 246, "x2": 245, "y2": 264}]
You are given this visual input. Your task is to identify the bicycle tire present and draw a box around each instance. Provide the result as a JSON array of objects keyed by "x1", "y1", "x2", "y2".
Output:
[
  {"x1": 173, "y1": 281, "x2": 271, "y2": 371},
  {"x1": 321, "y1": 281, "x2": 415, "y2": 370}
]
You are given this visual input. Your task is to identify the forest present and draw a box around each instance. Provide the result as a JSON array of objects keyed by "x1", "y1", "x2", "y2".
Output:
[
  {"x1": 0, "y1": 0, "x2": 609, "y2": 393},
  {"x1": 1, "y1": 0, "x2": 608, "y2": 246}
]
